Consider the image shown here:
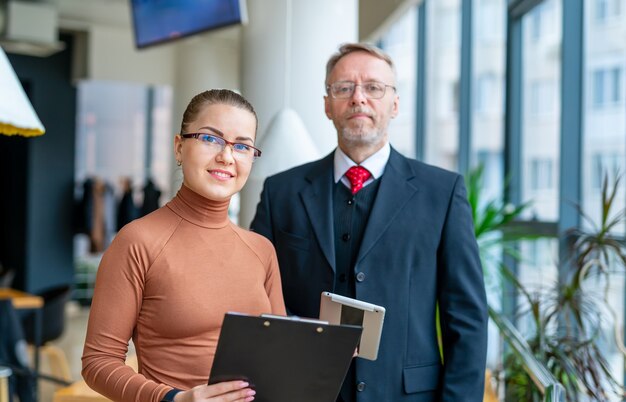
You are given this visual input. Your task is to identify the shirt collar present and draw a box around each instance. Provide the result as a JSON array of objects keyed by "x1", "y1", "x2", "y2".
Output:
[{"x1": 333, "y1": 142, "x2": 391, "y2": 184}]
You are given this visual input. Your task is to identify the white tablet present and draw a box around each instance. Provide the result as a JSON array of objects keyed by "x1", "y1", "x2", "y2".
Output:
[{"x1": 319, "y1": 292, "x2": 385, "y2": 361}]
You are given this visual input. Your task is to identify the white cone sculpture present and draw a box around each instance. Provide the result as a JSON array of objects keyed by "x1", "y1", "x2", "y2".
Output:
[{"x1": 239, "y1": 108, "x2": 321, "y2": 228}]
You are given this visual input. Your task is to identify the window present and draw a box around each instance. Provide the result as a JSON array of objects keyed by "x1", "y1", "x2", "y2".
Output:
[
  {"x1": 475, "y1": 73, "x2": 499, "y2": 114},
  {"x1": 591, "y1": 153, "x2": 623, "y2": 190},
  {"x1": 528, "y1": 0, "x2": 558, "y2": 42},
  {"x1": 75, "y1": 81, "x2": 173, "y2": 226},
  {"x1": 471, "y1": 0, "x2": 505, "y2": 202},
  {"x1": 596, "y1": 0, "x2": 609, "y2": 20},
  {"x1": 425, "y1": 0, "x2": 461, "y2": 171},
  {"x1": 595, "y1": 0, "x2": 622, "y2": 23},
  {"x1": 380, "y1": 5, "x2": 418, "y2": 158},
  {"x1": 526, "y1": 238, "x2": 557, "y2": 267},
  {"x1": 530, "y1": 7, "x2": 542, "y2": 41},
  {"x1": 477, "y1": 0, "x2": 503, "y2": 43},
  {"x1": 517, "y1": 29, "x2": 560, "y2": 332},
  {"x1": 529, "y1": 80, "x2": 556, "y2": 115},
  {"x1": 530, "y1": 158, "x2": 554, "y2": 191},
  {"x1": 451, "y1": 80, "x2": 460, "y2": 114},
  {"x1": 472, "y1": 3, "x2": 507, "y2": 374},
  {"x1": 583, "y1": 0, "x2": 626, "y2": 388},
  {"x1": 441, "y1": 9, "x2": 461, "y2": 47},
  {"x1": 591, "y1": 66, "x2": 623, "y2": 108},
  {"x1": 521, "y1": 0, "x2": 561, "y2": 222}
]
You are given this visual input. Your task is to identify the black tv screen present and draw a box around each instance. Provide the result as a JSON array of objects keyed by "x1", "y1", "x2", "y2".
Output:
[{"x1": 131, "y1": 0, "x2": 248, "y2": 49}]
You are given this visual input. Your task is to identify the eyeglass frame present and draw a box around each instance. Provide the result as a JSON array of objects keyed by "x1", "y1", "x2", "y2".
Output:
[
  {"x1": 326, "y1": 80, "x2": 397, "y2": 99},
  {"x1": 179, "y1": 133, "x2": 262, "y2": 161}
]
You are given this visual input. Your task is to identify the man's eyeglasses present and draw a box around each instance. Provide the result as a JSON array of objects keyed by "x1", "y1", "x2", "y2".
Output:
[
  {"x1": 180, "y1": 133, "x2": 262, "y2": 161},
  {"x1": 326, "y1": 81, "x2": 396, "y2": 99}
]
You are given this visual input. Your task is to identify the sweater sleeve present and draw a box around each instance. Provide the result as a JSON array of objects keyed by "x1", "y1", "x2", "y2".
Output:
[
  {"x1": 81, "y1": 227, "x2": 171, "y2": 402},
  {"x1": 265, "y1": 247, "x2": 287, "y2": 316}
]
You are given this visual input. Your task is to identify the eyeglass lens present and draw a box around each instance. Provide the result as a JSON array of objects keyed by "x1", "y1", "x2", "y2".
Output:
[
  {"x1": 329, "y1": 81, "x2": 391, "y2": 99},
  {"x1": 183, "y1": 133, "x2": 260, "y2": 161}
]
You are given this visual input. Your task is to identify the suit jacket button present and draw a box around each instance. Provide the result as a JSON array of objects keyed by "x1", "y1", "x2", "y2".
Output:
[
  {"x1": 355, "y1": 272, "x2": 365, "y2": 282},
  {"x1": 356, "y1": 381, "x2": 366, "y2": 392}
]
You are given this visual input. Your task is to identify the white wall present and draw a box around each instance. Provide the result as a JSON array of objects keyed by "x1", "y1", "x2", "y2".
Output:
[{"x1": 88, "y1": 24, "x2": 177, "y2": 85}]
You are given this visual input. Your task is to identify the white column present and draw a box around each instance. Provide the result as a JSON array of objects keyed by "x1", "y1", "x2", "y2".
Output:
[{"x1": 239, "y1": 0, "x2": 358, "y2": 228}]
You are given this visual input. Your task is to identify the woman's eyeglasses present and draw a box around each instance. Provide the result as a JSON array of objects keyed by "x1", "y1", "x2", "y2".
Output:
[{"x1": 180, "y1": 133, "x2": 262, "y2": 161}]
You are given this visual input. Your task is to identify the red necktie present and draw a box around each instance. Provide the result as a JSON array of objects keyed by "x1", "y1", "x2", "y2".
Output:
[{"x1": 345, "y1": 166, "x2": 372, "y2": 194}]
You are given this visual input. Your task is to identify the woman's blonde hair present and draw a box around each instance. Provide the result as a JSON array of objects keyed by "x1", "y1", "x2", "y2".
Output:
[{"x1": 180, "y1": 89, "x2": 258, "y2": 135}]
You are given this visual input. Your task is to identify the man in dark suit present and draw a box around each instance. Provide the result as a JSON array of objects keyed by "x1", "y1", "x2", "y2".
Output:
[{"x1": 251, "y1": 43, "x2": 487, "y2": 402}]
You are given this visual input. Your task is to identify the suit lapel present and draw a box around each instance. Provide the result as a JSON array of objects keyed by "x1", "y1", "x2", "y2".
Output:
[
  {"x1": 357, "y1": 148, "x2": 419, "y2": 264},
  {"x1": 300, "y1": 153, "x2": 336, "y2": 271}
]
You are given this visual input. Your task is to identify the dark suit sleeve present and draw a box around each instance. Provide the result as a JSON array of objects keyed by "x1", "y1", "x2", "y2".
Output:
[
  {"x1": 250, "y1": 178, "x2": 274, "y2": 243},
  {"x1": 251, "y1": 178, "x2": 297, "y2": 317},
  {"x1": 437, "y1": 175, "x2": 488, "y2": 401}
]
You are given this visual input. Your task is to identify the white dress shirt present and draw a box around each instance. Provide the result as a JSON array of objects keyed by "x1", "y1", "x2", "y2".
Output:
[{"x1": 333, "y1": 142, "x2": 391, "y2": 189}]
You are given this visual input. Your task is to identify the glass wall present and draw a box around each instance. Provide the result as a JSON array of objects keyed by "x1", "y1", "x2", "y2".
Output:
[
  {"x1": 520, "y1": 0, "x2": 561, "y2": 222},
  {"x1": 583, "y1": 0, "x2": 625, "y2": 229},
  {"x1": 583, "y1": 0, "x2": 626, "y2": 391},
  {"x1": 472, "y1": 0, "x2": 508, "y2": 369},
  {"x1": 425, "y1": 0, "x2": 461, "y2": 171},
  {"x1": 515, "y1": 1, "x2": 562, "y2": 339},
  {"x1": 471, "y1": 0, "x2": 506, "y2": 202},
  {"x1": 379, "y1": 0, "x2": 626, "y2": 393},
  {"x1": 380, "y1": 5, "x2": 418, "y2": 158}
]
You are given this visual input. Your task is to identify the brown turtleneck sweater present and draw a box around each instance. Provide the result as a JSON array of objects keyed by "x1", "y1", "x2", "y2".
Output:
[{"x1": 82, "y1": 185, "x2": 286, "y2": 402}]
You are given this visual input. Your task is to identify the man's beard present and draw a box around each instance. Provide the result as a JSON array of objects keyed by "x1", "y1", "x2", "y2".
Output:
[
  {"x1": 340, "y1": 126, "x2": 383, "y2": 147},
  {"x1": 338, "y1": 107, "x2": 384, "y2": 146}
]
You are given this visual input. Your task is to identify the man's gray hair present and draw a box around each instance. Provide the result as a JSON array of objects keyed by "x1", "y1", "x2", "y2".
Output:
[{"x1": 325, "y1": 42, "x2": 396, "y2": 86}]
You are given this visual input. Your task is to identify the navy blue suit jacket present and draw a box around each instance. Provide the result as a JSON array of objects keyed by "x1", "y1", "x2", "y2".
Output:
[{"x1": 251, "y1": 148, "x2": 488, "y2": 401}]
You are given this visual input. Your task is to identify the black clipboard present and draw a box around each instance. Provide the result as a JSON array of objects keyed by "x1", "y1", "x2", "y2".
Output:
[{"x1": 208, "y1": 313, "x2": 362, "y2": 402}]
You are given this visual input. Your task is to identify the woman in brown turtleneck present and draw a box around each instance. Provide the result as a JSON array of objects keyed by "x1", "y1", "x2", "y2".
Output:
[{"x1": 82, "y1": 90, "x2": 286, "y2": 402}]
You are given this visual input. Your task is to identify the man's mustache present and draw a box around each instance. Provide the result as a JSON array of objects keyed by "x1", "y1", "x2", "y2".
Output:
[{"x1": 345, "y1": 107, "x2": 374, "y2": 118}]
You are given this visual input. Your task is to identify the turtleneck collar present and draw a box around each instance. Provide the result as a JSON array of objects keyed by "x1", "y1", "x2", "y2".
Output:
[{"x1": 166, "y1": 184, "x2": 231, "y2": 228}]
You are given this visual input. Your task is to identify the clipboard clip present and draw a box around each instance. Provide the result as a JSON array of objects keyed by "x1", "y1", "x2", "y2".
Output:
[
  {"x1": 260, "y1": 314, "x2": 330, "y2": 332},
  {"x1": 260, "y1": 313, "x2": 329, "y2": 325}
]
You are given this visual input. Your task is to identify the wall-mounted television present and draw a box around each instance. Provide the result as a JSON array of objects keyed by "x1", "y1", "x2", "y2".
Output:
[{"x1": 130, "y1": 0, "x2": 248, "y2": 49}]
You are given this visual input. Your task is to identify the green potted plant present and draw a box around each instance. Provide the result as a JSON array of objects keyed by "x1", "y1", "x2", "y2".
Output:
[{"x1": 467, "y1": 166, "x2": 626, "y2": 401}]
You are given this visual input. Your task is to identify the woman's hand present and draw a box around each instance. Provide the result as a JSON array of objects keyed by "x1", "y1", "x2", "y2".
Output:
[{"x1": 173, "y1": 381, "x2": 255, "y2": 402}]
